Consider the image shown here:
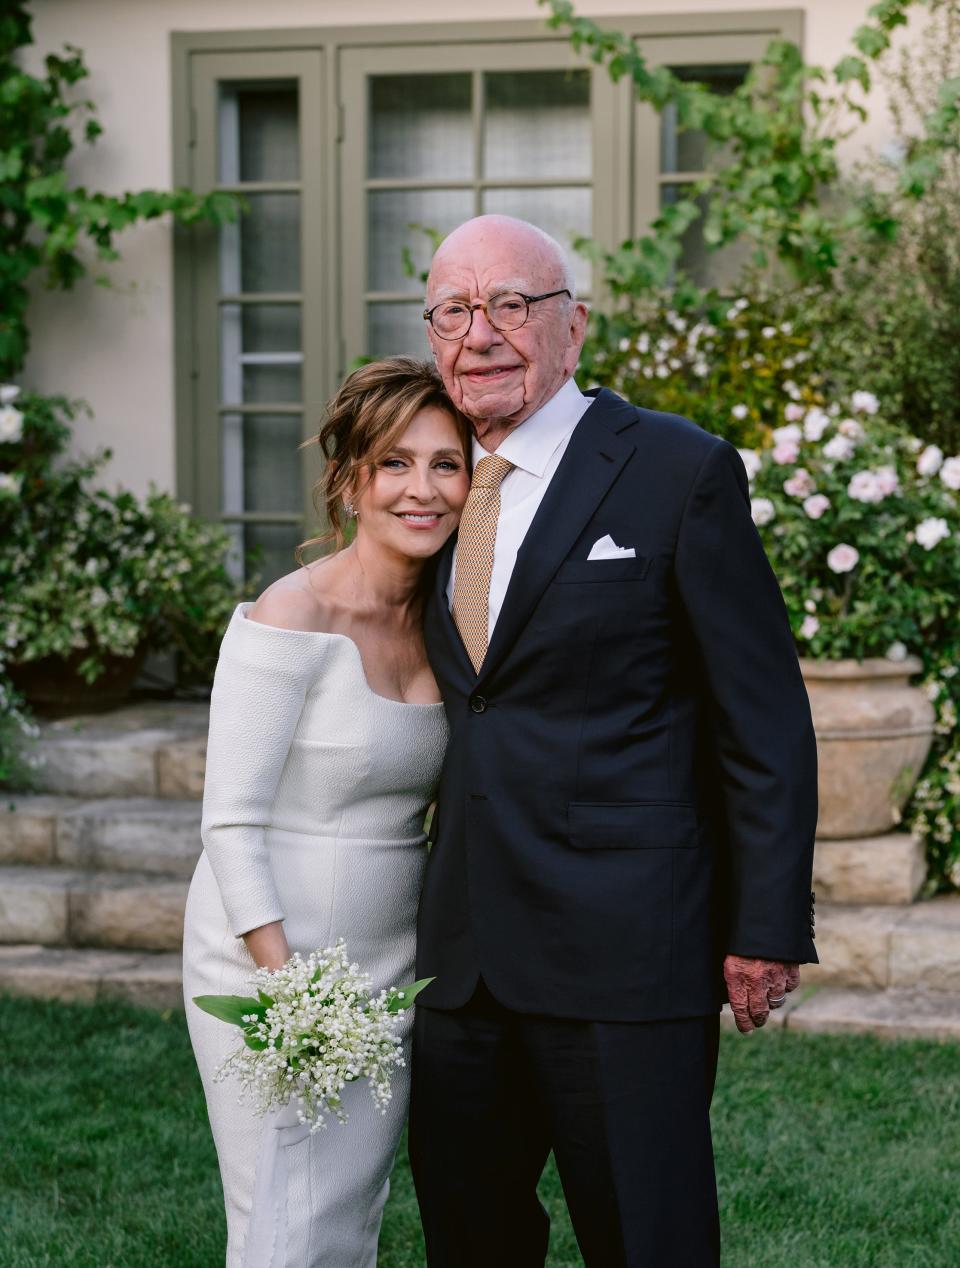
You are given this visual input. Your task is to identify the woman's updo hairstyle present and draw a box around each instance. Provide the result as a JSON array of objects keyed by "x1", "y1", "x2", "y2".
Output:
[{"x1": 297, "y1": 356, "x2": 470, "y2": 559}]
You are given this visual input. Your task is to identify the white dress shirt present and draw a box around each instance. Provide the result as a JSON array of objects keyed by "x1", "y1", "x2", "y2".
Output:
[{"x1": 447, "y1": 377, "x2": 592, "y2": 641}]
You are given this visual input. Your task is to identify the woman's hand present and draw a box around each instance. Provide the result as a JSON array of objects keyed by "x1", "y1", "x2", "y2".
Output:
[{"x1": 242, "y1": 920, "x2": 291, "y2": 971}]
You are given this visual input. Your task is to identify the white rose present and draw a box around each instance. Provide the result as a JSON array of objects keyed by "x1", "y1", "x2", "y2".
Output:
[
  {"x1": 0, "y1": 406, "x2": 23, "y2": 443},
  {"x1": 803, "y1": 407, "x2": 830, "y2": 442},
  {"x1": 751, "y1": 497, "x2": 776, "y2": 526},
  {"x1": 0, "y1": 385, "x2": 20, "y2": 406},
  {"x1": 823, "y1": 434, "x2": 855, "y2": 462},
  {"x1": 847, "y1": 471, "x2": 884, "y2": 503},
  {"x1": 917, "y1": 444, "x2": 944, "y2": 477},
  {"x1": 738, "y1": 449, "x2": 761, "y2": 482},
  {"x1": 761, "y1": 326, "x2": 777, "y2": 338},
  {"x1": 803, "y1": 493, "x2": 831, "y2": 520},
  {"x1": 915, "y1": 517, "x2": 950, "y2": 551},
  {"x1": 782, "y1": 380, "x2": 801, "y2": 401},
  {"x1": 618, "y1": 337, "x2": 631, "y2": 352},
  {"x1": 784, "y1": 468, "x2": 816, "y2": 498},
  {"x1": 800, "y1": 615, "x2": 820, "y2": 640},
  {"x1": 784, "y1": 402, "x2": 805, "y2": 422},
  {"x1": 851, "y1": 390, "x2": 879, "y2": 415},
  {"x1": 731, "y1": 403, "x2": 749, "y2": 420},
  {"x1": 939, "y1": 456, "x2": 960, "y2": 490},
  {"x1": 0, "y1": 473, "x2": 22, "y2": 497},
  {"x1": 772, "y1": 423, "x2": 802, "y2": 445},
  {"x1": 886, "y1": 641, "x2": 908, "y2": 662},
  {"x1": 827, "y1": 543, "x2": 860, "y2": 573},
  {"x1": 875, "y1": 465, "x2": 899, "y2": 497}
]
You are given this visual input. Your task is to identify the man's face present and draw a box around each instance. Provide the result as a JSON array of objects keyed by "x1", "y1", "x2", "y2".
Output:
[{"x1": 425, "y1": 232, "x2": 587, "y2": 436}]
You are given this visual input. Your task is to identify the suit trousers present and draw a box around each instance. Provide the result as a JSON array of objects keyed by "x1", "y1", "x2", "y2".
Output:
[{"x1": 409, "y1": 978, "x2": 721, "y2": 1268}]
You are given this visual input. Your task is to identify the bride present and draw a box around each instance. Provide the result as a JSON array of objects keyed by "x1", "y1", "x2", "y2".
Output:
[{"x1": 182, "y1": 357, "x2": 470, "y2": 1267}]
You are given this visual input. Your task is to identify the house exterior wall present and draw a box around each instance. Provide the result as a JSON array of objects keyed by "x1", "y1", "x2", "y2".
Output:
[{"x1": 23, "y1": 0, "x2": 919, "y2": 496}]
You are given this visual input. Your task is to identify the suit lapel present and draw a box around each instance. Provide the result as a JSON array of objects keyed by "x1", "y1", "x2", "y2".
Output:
[
  {"x1": 428, "y1": 534, "x2": 474, "y2": 680},
  {"x1": 477, "y1": 389, "x2": 637, "y2": 684}
]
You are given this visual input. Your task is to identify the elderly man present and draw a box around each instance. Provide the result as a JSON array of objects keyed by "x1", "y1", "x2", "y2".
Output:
[{"x1": 409, "y1": 215, "x2": 818, "y2": 1267}]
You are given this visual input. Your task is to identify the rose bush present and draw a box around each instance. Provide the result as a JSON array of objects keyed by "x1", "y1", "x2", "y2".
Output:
[{"x1": 739, "y1": 389, "x2": 960, "y2": 887}]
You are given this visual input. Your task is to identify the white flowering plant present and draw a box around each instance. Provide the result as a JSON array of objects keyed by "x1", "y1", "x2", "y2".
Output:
[
  {"x1": 578, "y1": 286, "x2": 823, "y2": 450},
  {"x1": 194, "y1": 940, "x2": 433, "y2": 1132},
  {"x1": 0, "y1": 389, "x2": 243, "y2": 687}
]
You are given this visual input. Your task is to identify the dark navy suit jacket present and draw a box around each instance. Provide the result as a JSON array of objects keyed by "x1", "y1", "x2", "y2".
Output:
[{"x1": 416, "y1": 387, "x2": 818, "y2": 1022}]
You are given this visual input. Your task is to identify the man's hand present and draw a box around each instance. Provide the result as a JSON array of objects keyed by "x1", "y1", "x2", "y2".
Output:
[{"x1": 723, "y1": 955, "x2": 800, "y2": 1033}]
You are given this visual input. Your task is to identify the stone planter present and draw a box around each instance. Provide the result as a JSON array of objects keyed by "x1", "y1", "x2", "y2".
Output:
[
  {"x1": 8, "y1": 643, "x2": 149, "y2": 718},
  {"x1": 800, "y1": 657, "x2": 935, "y2": 840}
]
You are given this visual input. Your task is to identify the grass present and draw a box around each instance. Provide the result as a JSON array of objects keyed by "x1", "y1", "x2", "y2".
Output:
[{"x1": 1, "y1": 994, "x2": 959, "y2": 1266}]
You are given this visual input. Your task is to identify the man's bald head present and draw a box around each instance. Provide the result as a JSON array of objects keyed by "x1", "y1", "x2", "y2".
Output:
[
  {"x1": 425, "y1": 215, "x2": 588, "y2": 447},
  {"x1": 427, "y1": 215, "x2": 576, "y2": 301}
]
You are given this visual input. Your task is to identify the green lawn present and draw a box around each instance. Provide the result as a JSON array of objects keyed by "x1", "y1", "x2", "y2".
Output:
[{"x1": 1, "y1": 994, "x2": 958, "y2": 1267}]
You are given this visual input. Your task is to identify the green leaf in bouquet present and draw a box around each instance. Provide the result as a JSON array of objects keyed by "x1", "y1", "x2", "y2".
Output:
[
  {"x1": 385, "y1": 977, "x2": 436, "y2": 1014},
  {"x1": 242, "y1": 1032, "x2": 269, "y2": 1051},
  {"x1": 257, "y1": 990, "x2": 275, "y2": 1007},
  {"x1": 193, "y1": 994, "x2": 265, "y2": 1028}
]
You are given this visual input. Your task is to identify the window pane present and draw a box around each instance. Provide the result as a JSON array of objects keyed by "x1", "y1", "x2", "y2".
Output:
[
  {"x1": 232, "y1": 193, "x2": 300, "y2": 292},
  {"x1": 369, "y1": 74, "x2": 473, "y2": 180},
  {"x1": 368, "y1": 303, "x2": 430, "y2": 359},
  {"x1": 245, "y1": 522, "x2": 305, "y2": 588},
  {"x1": 240, "y1": 364, "x2": 302, "y2": 404},
  {"x1": 660, "y1": 184, "x2": 752, "y2": 287},
  {"x1": 219, "y1": 83, "x2": 299, "y2": 183},
  {"x1": 484, "y1": 70, "x2": 590, "y2": 180},
  {"x1": 221, "y1": 412, "x2": 303, "y2": 514},
  {"x1": 660, "y1": 65, "x2": 748, "y2": 174},
  {"x1": 241, "y1": 304, "x2": 301, "y2": 353},
  {"x1": 368, "y1": 189, "x2": 474, "y2": 293},
  {"x1": 481, "y1": 187, "x2": 592, "y2": 292}
]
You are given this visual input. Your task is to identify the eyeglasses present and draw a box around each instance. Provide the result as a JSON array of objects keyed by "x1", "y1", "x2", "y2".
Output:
[{"x1": 423, "y1": 289, "x2": 572, "y2": 341}]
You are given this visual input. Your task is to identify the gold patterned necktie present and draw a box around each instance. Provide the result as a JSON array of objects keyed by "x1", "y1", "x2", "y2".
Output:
[{"x1": 452, "y1": 454, "x2": 514, "y2": 673}]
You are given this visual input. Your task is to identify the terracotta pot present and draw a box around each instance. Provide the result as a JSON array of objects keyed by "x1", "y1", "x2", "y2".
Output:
[
  {"x1": 800, "y1": 657, "x2": 935, "y2": 840},
  {"x1": 7, "y1": 642, "x2": 149, "y2": 718}
]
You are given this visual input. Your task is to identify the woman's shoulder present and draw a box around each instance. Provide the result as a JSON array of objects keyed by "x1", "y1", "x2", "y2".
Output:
[{"x1": 220, "y1": 569, "x2": 344, "y2": 673}]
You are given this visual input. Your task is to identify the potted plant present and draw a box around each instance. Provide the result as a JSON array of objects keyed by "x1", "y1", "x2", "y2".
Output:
[
  {"x1": 741, "y1": 389, "x2": 958, "y2": 838},
  {"x1": 0, "y1": 387, "x2": 243, "y2": 715}
]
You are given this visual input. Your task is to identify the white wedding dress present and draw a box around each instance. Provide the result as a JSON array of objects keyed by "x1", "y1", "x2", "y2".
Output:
[{"x1": 182, "y1": 601, "x2": 448, "y2": 1267}]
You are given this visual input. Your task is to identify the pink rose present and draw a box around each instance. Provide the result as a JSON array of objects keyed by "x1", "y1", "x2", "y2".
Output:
[
  {"x1": 772, "y1": 439, "x2": 800, "y2": 465},
  {"x1": 784, "y1": 468, "x2": 816, "y2": 498},
  {"x1": 803, "y1": 494, "x2": 831, "y2": 520},
  {"x1": 827, "y1": 543, "x2": 860, "y2": 574}
]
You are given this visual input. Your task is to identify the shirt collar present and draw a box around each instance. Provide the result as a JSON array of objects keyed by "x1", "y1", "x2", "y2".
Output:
[{"x1": 471, "y1": 378, "x2": 588, "y2": 478}]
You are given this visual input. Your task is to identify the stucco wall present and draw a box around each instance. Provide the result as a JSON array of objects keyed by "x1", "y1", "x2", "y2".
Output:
[{"x1": 22, "y1": 0, "x2": 920, "y2": 494}]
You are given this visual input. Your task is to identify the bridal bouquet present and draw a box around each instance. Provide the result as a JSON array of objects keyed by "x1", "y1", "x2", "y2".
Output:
[{"x1": 194, "y1": 939, "x2": 432, "y2": 1132}]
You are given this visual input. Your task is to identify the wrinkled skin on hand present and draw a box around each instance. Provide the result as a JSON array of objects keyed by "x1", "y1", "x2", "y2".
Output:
[{"x1": 723, "y1": 956, "x2": 801, "y2": 1033}]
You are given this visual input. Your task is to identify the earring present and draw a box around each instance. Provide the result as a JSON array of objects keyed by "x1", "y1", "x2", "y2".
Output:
[{"x1": 344, "y1": 500, "x2": 356, "y2": 518}]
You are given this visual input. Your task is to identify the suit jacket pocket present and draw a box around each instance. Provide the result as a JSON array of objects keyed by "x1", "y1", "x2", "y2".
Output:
[
  {"x1": 567, "y1": 801, "x2": 698, "y2": 849},
  {"x1": 555, "y1": 557, "x2": 650, "y2": 584}
]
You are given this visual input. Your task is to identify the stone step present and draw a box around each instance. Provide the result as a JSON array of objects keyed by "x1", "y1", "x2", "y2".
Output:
[
  {"x1": 812, "y1": 832, "x2": 926, "y2": 905},
  {"x1": 30, "y1": 701, "x2": 209, "y2": 799},
  {"x1": 804, "y1": 896, "x2": 960, "y2": 992},
  {"x1": 0, "y1": 865, "x2": 188, "y2": 952},
  {"x1": 0, "y1": 794, "x2": 202, "y2": 877},
  {"x1": 785, "y1": 987, "x2": 960, "y2": 1042},
  {"x1": 0, "y1": 944, "x2": 183, "y2": 1010}
]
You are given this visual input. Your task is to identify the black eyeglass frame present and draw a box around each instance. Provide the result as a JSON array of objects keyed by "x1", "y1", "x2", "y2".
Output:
[{"x1": 422, "y1": 289, "x2": 572, "y2": 340}]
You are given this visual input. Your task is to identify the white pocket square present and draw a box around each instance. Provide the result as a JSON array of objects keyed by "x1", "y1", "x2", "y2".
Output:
[{"x1": 587, "y1": 534, "x2": 637, "y2": 561}]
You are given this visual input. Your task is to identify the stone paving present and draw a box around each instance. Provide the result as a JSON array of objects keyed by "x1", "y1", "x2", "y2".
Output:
[{"x1": 0, "y1": 700, "x2": 958, "y2": 1038}]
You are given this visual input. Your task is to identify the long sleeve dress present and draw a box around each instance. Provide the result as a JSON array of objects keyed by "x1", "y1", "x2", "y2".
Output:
[{"x1": 182, "y1": 601, "x2": 448, "y2": 1268}]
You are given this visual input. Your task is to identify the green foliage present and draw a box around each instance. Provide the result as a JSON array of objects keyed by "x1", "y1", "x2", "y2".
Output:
[
  {"x1": 0, "y1": 2, "x2": 238, "y2": 378},
  {"x1": 539, "y1": 0, "x2": 943, "y2": 288},
  {"x1": 805, "y1": 2, "x2": 960, "y2": 454}
]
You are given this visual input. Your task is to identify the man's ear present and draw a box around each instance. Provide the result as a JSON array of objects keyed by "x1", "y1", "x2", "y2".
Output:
[{"x1": 563, "y1": 301, "x2": 589, "y2": 376}]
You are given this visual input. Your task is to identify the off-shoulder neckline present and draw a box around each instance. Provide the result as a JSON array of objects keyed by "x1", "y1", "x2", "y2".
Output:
[{"x1": 233, "y1": 602, "x2": 445, "y2": 709}]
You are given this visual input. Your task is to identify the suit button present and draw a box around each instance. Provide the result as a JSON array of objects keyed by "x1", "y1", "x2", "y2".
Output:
[{"x1": 469, "y1": 694, "x2": 488, "y2": 714}]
